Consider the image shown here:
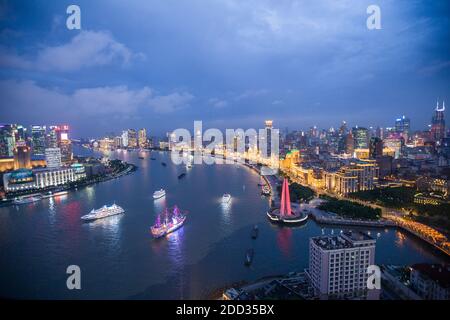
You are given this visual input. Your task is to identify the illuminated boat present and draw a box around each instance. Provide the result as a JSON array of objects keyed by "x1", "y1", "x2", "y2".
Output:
[
  {"x1": 245, "y1": 249, "x2": 254, "y2": 266},
  {"x1": 261, "y1": 185, "x2": 271, "y2": 196},
  {"x1": 81, "y1": 203, "x2": 124, "y2": 221},
  {"x1": 13, "y1": 195, "x2": 42, "y2": 205},
  {"x1": 153, "y1": 189, "x2": 166, "y2": 199},
  {"x1": 150, "y1": 206, "x2": 187, "y2": 238},
  {"x1": 222, "y1": 193, "x2": 231, "y2": 204}
]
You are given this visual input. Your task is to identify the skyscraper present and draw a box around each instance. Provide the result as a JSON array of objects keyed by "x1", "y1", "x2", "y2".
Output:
[
  {"x1": 0, "y1": 124, "x2": 16, "y2": 157},
  {"x1": 369, "y1": 137, "x2": 383, "y2": 158},
  {"x1": 264, "y1": 120, "x2": 273, "y2": 158},
  {"x1": 352, "y1": 127, "x2": 369, "y2": 149},
  {"x1": 56, "y1": 125, "x2": 72, "y2": 164},
  {"x1": 127, "y1": 129, "x2": 138, "y2": 148},
  {"x1": 138, "y1": 128, "x2": 147, "y2": 148},
  {"x1": 345, "y1": 131, "x2": 354, "y2": 154},
  {"x1": 31, "y1": 125, "x2": 46, "y2": 156},
  {"x1": 395, "y1": 115, "x2": 410, "y2": 141},
  {"x1": 431, "y1": 101, "x2": 446, "y2": 145}
]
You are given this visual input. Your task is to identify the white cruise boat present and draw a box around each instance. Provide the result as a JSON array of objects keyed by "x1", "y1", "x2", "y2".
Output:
[
  {"x1": 81, "y1": 203, "x2": 124, "y2": 221},
  {"x1": 153, "y1": 189, "x2": 166, "y2": 199},
  {"x1": 13, "y1": 195, "x2": 42, "y2": 205},
  {"x1": 222, "y1": 193, "x2": 231, "y2": 204}
]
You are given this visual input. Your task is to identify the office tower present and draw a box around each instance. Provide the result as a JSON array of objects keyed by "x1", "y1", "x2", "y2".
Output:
[
  {"x1": 55, "y1": 125, "x2": 72, "y2": 164},
  {"x1": 127, "y1": 129, "x2": 138, "y2": 148},
  {"x1": 339, "y1": 121, "x2": 348, "y2": 135},
  {"x1": 395, "y1": 115, "x2": 410, "y2": 141},
  {"x1": 431, "y1": 101, "x2": 446, "y2": 145},
  {"x1": 46, "y1": 126, "x2": 58, "y2": 148},
  {"x1": 369, "y1": 137, "x2": 383, "y2": 158},
  {"x1": 308, "y1": 231, "x2": 378, "y2": 299},
  {"x1": 265, "y1": 120, "x2": 273, "y2": 158},
  {"x1": 138, "y1": 128, "x2": 147, "y2": 148},
  {"x1": 345, "y1": 132, "x2": 354, "y2": 154},
  {"x1": 121, "y1": 130, "x2": 129, "y2": 147},
  {"x1": 352, "y1": 127, "x2": 369, "y2": 149},
  {"x1": 0, "y1": 124, "x2": 17, "y2": 157},
  {"x1": 13, "y1": 140, "x2": 32, "y2": 170},
  {"x1": 45, "y1": 148, "x2": 62, "y2": 169},
  {"x1": 31, "y1": 125, "x2": 46, "y2": 156}
]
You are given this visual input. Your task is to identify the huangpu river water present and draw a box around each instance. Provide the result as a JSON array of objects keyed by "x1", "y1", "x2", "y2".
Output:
[{"x1": 0, "y1": 148, "x2": 448, "y2": 299}]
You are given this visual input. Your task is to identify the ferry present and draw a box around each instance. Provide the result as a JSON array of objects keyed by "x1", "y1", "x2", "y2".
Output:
[
  {"x1": 150, "y1": 206, "x2": 187, "y2": 238},
  {"x1": 222, "y1": 193, "x2": 231, "y2": 204},
  {"x1": 153, "y1": 189, "x2": 166, "y2": 199},
  {"x1": 81, "y1": 203, "x2": 124, "y2": 221},
  {"x1": 13, "y1": 195, "x2": 42, "y2": 205},
  {"x1": 251, "y1": 225, "x2": 259, "y2": 239},
  {"x1": 244, "y1": 249, "x2": 254, "y2": 266}
]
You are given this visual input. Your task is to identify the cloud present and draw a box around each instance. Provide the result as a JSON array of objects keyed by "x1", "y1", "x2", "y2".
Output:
[
  {"x1": 0, "y1": 30, "x2": 143, "y2": 72},
  {"x1": 147, "y1": 92, "x2": 194, "y2": 113},
  {"x1": 0, "y1": 80, "x2": 194, "y2": 120},
  {"x1": 235, "y1": 89, "x2": 269, "y2": 101},
  {"x1": 208, "y1": 98, "x2": 229, "y2": 109}
]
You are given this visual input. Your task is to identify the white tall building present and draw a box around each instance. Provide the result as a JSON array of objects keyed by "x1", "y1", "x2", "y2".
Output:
[
  {"x1": 121, "y1": 130, "x2": 128, "y2": 147},
  {"x1": 45, "y1": 148, "x2": 62, "y2": 169},
  {"x1": 308, "y1": 231, "x2": 378, "y2": 299}
]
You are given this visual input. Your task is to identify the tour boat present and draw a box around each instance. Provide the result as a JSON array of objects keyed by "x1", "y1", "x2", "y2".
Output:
[
  {"x1": 81, "y1": 203, "x2": 124, "y2": 221},
  {"x1": 222, "y1": 193, "x2": 231, "y2": 204},
  {"x1": 153, "y1": 189, "x2": 166, "y2": 199},
  {"x1": 150, "y1": 206, "x2": 187, "y2": 238}
]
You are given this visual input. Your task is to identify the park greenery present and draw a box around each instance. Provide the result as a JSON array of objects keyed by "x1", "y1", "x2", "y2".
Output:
[
  {"x1": 318, "y1": 195, "x2": 382, "y2": 220},
  {"x1": 276, "y1": 182, "x2": 315, "y2": 203}
]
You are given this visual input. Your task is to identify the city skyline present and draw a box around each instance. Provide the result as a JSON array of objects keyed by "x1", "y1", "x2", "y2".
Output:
[{"x1": 0, "y1": 0, "x2": 449, "y2": 137}]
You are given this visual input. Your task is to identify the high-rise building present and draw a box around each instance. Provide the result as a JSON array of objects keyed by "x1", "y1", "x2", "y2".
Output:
[
  {"x1": 46, "y1": 126, "x2": 58, "y2": 148},
  {"x1": 138, "y1": 128, "x2": 148, "y2": 148},
  {"x1": 45, "y1": 148, "x2": 62, "y2": 169},
  {"x1": 431, "y1": 101, "x2": 446, "y2": 145},
  {"x1": 395, "y1": 115, "x2": 410, "y2": 141},
  {"x1": 31, "y1": 125, "x2": 46, "y2": 156},
  {"x1": 264, "y1": 120, "x2": 273, "y2": 158},
  {"x1": 127, "y1": 129, "x2": 138, "y2": 148},
  {"x1": 121, "y1": 130, "x2": 128, "y2": 147},
  {"x1": 345, "y1": 132, "x2": 354, "y2": 154},
  {"x1": 0, "y1": 124, "x2": 16, "y2": 157},
  {"x1": 13, "y1": 140, "x2": 32, "y2": 170},
  {"x1": 352, "y1": 127, "x2": 369, "y2": 149},
  {"x1": 308, "y1": 231, "x2": 378, "y2": 299},
  {"x1": 56, "y1": 125, "x2": 72, "y2": 164},
  {"x1": 369, "y1": 137, "x2": 383, "y2": 158}
]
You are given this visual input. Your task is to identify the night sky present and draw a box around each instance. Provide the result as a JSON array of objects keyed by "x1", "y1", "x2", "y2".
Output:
[{"x1": 0, "y1": 0, "x2": 449, "y2": 137}]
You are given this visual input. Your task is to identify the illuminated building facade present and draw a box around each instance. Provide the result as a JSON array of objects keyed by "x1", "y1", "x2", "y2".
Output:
[
  {"x1": 45, "y1": 148, "x2": 62, "y2": 169},
  {"x1": 431, "y1": 101, "x2": 446, "y2": 145},
  {"x1": 127, "y1": 129, "x2": 138, "y2": 148},
  {"x1": 0, "y1": 124, "x2": 16, "y2": 157},
  {"x1": 31, "y1": 125, "x2": 46, "y2": 156},
  {"x1": 352, "y1": 127, "x2": 369, "y2": 149},
  {"x1": 13, "y1": 141, "x2": 31, "y2": 170},
  {"x1": 395, "y1": 115, "x2": 410, "y2": 142},
  {"x1": 138, "y1": 128, "x2": 147, "y2": 148}
]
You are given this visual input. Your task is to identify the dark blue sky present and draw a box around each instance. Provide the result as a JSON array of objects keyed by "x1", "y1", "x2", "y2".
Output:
[{"x1": 0, "y1": 0, "x2": 449, "y2": 137}]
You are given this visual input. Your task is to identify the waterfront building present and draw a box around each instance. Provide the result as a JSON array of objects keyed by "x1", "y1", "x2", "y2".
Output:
[
  {"x1": 307, "y1": 231, "x2": 378, "y2": 299},
  {"x1": 325, "y1": 160, "x2": 378, "y2": 196},
  {"x1": 410, "y1": 264, "x2": 450, "y2": 300},
  {"x1": 352, "y1": 127, "x2": 369, "y2": 149},
  {"x1": 45, "y1": 148, "x2": 62, "y2": 169},
  {"x1": 13, "y1": 141, "x2": 31, "y2": 170},
  {"x1": 430, "y1": 101, "x2": 446, "y2": 145},
  {"x1": 138, "y1": 128, "x2": 148, "y2": 148},
  {"x1": 31, "y1": 125, "x2": 46, "y2": 156},
  {"x1": 121, "y1": 130, "x2": 129, "y2": 147},
  {"x1": 3, "y1": 165, "x2": 86, "y2": 192},
  {"x1": 127, "y1": 129, "x2": 138, "y2": 148}
]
